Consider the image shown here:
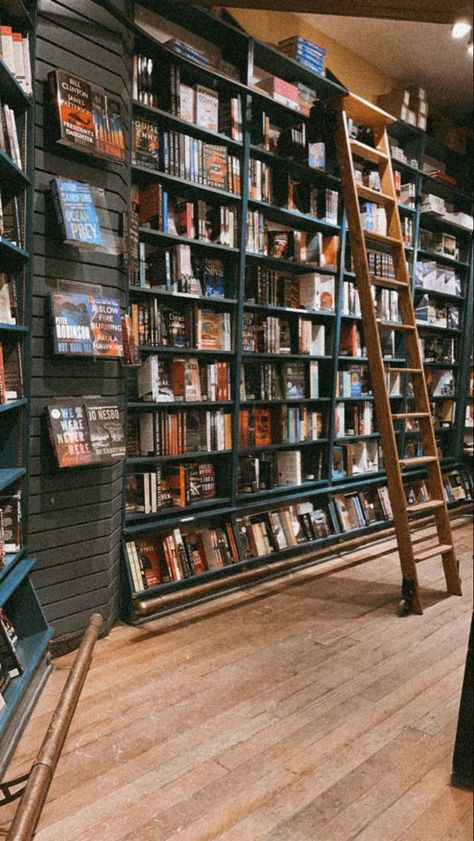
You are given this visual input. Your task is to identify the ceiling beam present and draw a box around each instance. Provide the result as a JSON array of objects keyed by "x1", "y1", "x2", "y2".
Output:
[{"x1": 181, "y1": 2, "x2": 473, "y2": 25}]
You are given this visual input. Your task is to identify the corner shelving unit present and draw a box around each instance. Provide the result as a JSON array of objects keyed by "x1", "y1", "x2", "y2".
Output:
[
  {"x1": 121, "y1": 0, "x2": 473, "y2": 624},
  {"x1": 0, "y1": 0, "x2": 53, "y2": 775}
]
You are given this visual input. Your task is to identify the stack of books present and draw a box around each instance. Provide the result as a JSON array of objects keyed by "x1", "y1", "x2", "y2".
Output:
[{"x1": 278, "y1": 36, "x2": 326, "y2": 77}]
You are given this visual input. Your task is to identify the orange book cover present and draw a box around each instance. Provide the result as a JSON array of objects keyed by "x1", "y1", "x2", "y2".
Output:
[{"x1": 255, "y1": 408, "x2": 272, "y2": 446}]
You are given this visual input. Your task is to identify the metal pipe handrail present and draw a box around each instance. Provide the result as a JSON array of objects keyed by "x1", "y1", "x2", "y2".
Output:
[{"x1": 6, "y1": 613, "x2": 104, "y2": 841}]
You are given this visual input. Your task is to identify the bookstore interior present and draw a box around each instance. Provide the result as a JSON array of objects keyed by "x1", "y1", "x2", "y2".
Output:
[{"x1": 0, "y1": 0, "x2": 473, "y2": 833}]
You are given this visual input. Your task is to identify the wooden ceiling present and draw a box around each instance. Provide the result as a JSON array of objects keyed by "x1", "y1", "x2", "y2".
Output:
[{"x1": 179, "y1": 2, "x2": 473, "y2": 25}]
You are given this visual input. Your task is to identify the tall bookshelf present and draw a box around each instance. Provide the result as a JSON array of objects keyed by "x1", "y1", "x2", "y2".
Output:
[
  {"x1": 122, "y1": 1, "x2": 473, "y2": 623},
  {"x1": 0, "y1": 0, "x2": 53, "y2": 774}
]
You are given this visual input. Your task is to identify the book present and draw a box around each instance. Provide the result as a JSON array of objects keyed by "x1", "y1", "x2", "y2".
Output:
[
  {"x1": 46, "y1": 398, "x2": 125, "y2": 467},
  {"x1": 50, "y1": 178, "x2": 103, "y2": 249},
  {"x1": 132, "y1": 117, "x2": 160, "y2": 170},
  {"x1": 49, "y1": 69, "x2": 125, "y2": 162},
  {"x1": 49, "y1": 293, "x2": 123, "y2": 357}
]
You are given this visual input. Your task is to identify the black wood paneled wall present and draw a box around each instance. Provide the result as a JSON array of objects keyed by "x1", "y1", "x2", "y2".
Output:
[{"x1": 30, "y1": 0, "x2": 131, "y2": 649}]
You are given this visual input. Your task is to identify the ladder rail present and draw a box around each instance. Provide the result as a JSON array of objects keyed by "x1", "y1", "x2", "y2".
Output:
[
  {"x1": 333, "y1": 94, "x2": 462, "y2": 612},
  {"x1": 335, "y1": 103, "x2": 423, "y2": 613}
]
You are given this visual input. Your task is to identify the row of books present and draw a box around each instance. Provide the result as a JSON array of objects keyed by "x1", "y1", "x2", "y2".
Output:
[
  {"x1": 0, "y1": 609, "x2": 23, "y2": 710},
  {"x1": 123, "y1": 464, "x2": 473, "y2": 590},
  {"x1": 241, "y1": 360, "x2": 320, "y2": 401},
  {"x1": 49, "y1": 69, "x2": 125, "y2": 163},
  {"x1": 0, "y1": 189, "x2": 22, "y2": 247},
  {"x1": 333, "y1": 440, "x2": 380, "y2": 477},
  {"x1": 415, "y1": 295, "x2": 460, "y2": 330},
  {"x1": 130, "y1": 301, "x2": 232, "y2": 351},
  {"x1": 126, "y1": 461, "x2": 217, "y2": 513},
  {"x1": 421, "y1": 336, "x2": 456, "y2": 363},
  {"x1": 125, "y1": 522, "x2": 239, "y2": 592},
  {"x1": 247, "y1": 216, "x2": 339, "y2": 266},
  {"x1": 415, "y1": 261, "x2": 462, "y2": 296},
  {"x1": 254, "y1": 75, "x2": 317, "y2": 116},
  {"x1": 239, "y1": 405, "x2": 324, "y2": 447},
  {"x1": 249, "y1": 163, "x2": 339, "y2": 223},
  {"x1": 0, "y1": 340, "x2": 22, "y2": 404},
  {"x1": 127, "y1": 408, "x2": 232, "y2": 457},
  {"x1": 335, "y1": 401, "x2": 375, "y2": 437},
  {"x1": 0, "y1": 274, "x2": 18, "y2": 324},
  {"x1": 245, "y1": 267, "x2": 335, "y2": 311},
  {"x1": 137, "y1": 182, "x2": 239, "y2": 247},
  {"x1": 242, "y1": 313, "x2": 326, "y2": 355},
  {"x1": 136, "y1": 244, "x2": 233, "y2": 295},
  {"x1": 136, "y1": 356, "x2": 231, "y2": 403},
  {"x1": 253, "y1": 112, "x2": 326, "y2": 172},
  {"x1": 0, "y1": 99, "x2": 23, "y2": 170},
  {"x1": 0, "y1": 26, "x2": 31, "y2": 94},
  {"x1": 419, "y1": 229, "x2": 461, "y2": 260},
  {"x1": 0, "y1": 493, "x2": 22, "y2": 563},
  {"x1": 237, "y1": 448, "x2": 323, "y2": 495},
  {"x1": 133, "y1": 119, "x2": 240, "y2": 194}
]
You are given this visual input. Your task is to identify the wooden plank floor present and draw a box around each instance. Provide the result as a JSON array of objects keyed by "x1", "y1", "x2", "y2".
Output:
[{"x1": 2, "y1": 516, "x2": 473, "y2": 840}]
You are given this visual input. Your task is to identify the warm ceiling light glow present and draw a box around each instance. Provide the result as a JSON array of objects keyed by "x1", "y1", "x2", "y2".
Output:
[
  {"x1": 451, "y1": 19, "x2": 472, "y2": 38},
  {"x1": 468, "y1": 41, "x2": 474, "y2": 56}
]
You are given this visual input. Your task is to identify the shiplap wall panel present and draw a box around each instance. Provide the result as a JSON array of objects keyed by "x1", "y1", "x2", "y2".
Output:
[{"x1": 30, "y1": 0, "x2": 131, "y2": 648}]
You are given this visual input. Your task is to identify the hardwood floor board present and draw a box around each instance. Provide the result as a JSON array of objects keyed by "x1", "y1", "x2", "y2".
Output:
[
  {"x1": 392, "y1": 778, "x2": 472, "y2": 841},
  {"x1": 347, "y1": 757, "x2": 470, "y2": 841},
  {"x1": 237, "y1": 722, "x2": 455, "y2": 841},
  {"x1": 414, "y1": 690, "x2": 464, "y2": 736},
  {"x1": 440, "y1": 809, "x2": 474, "y2": 841},
  {"x1": 3, "y1": 521, "x2": 471, "y2": 841}
]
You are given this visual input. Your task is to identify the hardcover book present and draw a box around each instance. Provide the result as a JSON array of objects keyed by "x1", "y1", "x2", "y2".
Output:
[
  {"x1": 47, "y1": 398, "x2": 125, "y2": 467},
  {"x1": 50, "y1": 178, "x2": 103, "y2": 249},
  {"x1": 49, "y1": 293, "x2": 124, "y2": 358},
  {"x1": 132, "y1": 118, "x2": 160, "y2": 170}
]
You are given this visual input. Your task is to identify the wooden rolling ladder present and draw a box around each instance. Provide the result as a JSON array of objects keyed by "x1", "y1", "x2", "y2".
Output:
[{"x1": 332, "y1": 92, "x2": 462, "y2": 614}]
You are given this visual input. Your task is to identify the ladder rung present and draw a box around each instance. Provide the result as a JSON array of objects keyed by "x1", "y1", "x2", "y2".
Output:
[
  {"x1": 344, "y1": 93, "x2": 395, "y2": 127},
  {"x1": 415, "y1": 543, "x2": 453, "y2": 563},
  {"x1": 371, "y1": 275, "x2": 409, "y2": 291},
  {"x1": 407, "y1": 500, "x2": 445, "y2": 515},
  {"x1": 350, "y1": 138, "x2": 389, "y2": 165},
  {"x1": 399, "y1": 456, "x2": 438, "y2": 468},
  {"x1": 363, "y1": 229, "x2": 402, "y2": 246},
  {"x1": 385, "y1": 367, "x2": 423, "y2": 374},
  {"x1": 377, "y1": 320, "x2": 415, "y2": 331},
  {"x1": 357, "y1": 184, "x2": 396, "y2": 206},
  {"x1": 392, "y1": 412, "x2": 430, "y2": 420}
]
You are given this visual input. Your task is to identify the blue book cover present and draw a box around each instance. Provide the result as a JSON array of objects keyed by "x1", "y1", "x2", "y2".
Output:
[
  {"x1": 50, "y1": 292, "x2": 123, "y2": 357},
  {"x1": 50, "y1": 178, "x2": 103, "y2": 249}
]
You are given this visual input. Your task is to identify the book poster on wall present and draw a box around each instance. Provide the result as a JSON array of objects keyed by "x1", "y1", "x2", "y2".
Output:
[
  {"x1": 49, "y1": 292, "x2": 124, "y2": 358},
  {"x1": 46, "y1": 397, "x2": 126, "y2": 468},
  {"x1": 49, "y1": 69, "x2": 126, "y2": 163}
]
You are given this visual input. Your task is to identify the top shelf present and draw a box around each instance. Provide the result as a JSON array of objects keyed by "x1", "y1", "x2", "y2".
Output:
[
  {"x1": 0, "y1": 0, "x2": 32, "y2": 31},
  {"x1": 0, "y1": 59, "x2": 31, "y2": 112},
  {"x1": 252, "y1": 39, "x2": 347, "y2": 101}
]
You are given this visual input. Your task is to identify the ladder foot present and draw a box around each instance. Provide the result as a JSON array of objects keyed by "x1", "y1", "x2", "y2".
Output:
[{"x1": 398, "y1": 577, "x2": 416, "y2": 616}]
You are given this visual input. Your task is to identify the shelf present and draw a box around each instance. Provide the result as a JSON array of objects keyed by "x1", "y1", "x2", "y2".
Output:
[
  {"x1": 243, "y1": 302, "x2": 336, "y2": 318},
  {"x1": 0, "y1": 323, "x2": 28, "y2": 335},
  {"x1": 336, "y1": 395, "x2": 374, "y2": 401},
  {"x1": 0, "y1": 149, "x2": 29, "y2": 197},
  {"x1": 0, "y1": 467, "x2": 26, "y2": 493},
  {"x1": 416, "y1": 248, "x2": 470, "y2": 269},
  {"x1": 245, "y1": 251, "x2": 337, "y2": 274},
  {"x1": 130, "y1": 285, "x2": 237, "y2": 306},
  {"x1": 413, "y1": 286, "x2": 464, "y2": 303},
  {"x1": 0, "y1": 59, "x2": 31, "y2": 111},
  {"x1": 242, "y1": 351, "x2": 332, "y2": 361},
  {"x1": 0, "y1": 238, "x2": 28, "y2": 271},
  {"x1": 247, "y1": 197, "x2": 340, "y2": 234},
  {"x1": 128, "y1": 400, "x2": 233, "y2": 409},
  {"x1": 252, "y1": 38, "x2": 347, "y2": 101},
  {"x1": 249, "y1": 144, "x2": 340, "y2": 184},
  {"x1": 240, "y1": 397, "x2": 331, "y2": 405},
  {"x1": 137, "y1": 226, "x2": 240, "y2": 255},
  {"x1": 140, "y1": 345, "x2": 233, "y2": 357},
  {"x1": 132, "y1": 164, "x2": 241, "y2": 204},
  {"x1": 0, "y1": 0, "x2": 33, "y2": 30},
  {"x1": 125, "y1": 496, "x2": 232, "y2": 525},
  {"x1": 419, "y1": 211, "x2": 474, "y2": 235},
  {"x1": 236, "y1": 477, "x2": 328, "y2": 502},
  {"x1": 133, "y1": 100, "x2": 243, "y2": 150},
  {"x1": 127, "y1": 449, "x2": 232, "y2": 465},
  {"x1": 416, "y1": 323, "x2": 462, "y2": 336},
  {"x1": 0, "y1": 398, "x2": 27, "y2": 415},
  {"x1": 335, "y1": 433, "x2": 380, "y2": 442},
  {"x1": 238, "y1": 438, "x2": 329, "y2": 454}
]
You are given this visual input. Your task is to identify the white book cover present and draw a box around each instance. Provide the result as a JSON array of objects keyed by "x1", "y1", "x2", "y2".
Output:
[{"x1": 195, "y1": 85, "x2": 219, "y2": 132}]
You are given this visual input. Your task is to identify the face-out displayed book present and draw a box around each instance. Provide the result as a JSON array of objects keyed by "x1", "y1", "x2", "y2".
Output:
[
  {"x1": 50, "y1": 178, "x2": 104, "y2": 250},
  {"x1": 46, "y1": 397, "x2": 126, "y2": 468},
  {"x1": 49, "y1": 292, "x2": 124, "y2": 358},
  {"x1": 49, "y1": 69, "x2": 126, "y2": 162}
]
